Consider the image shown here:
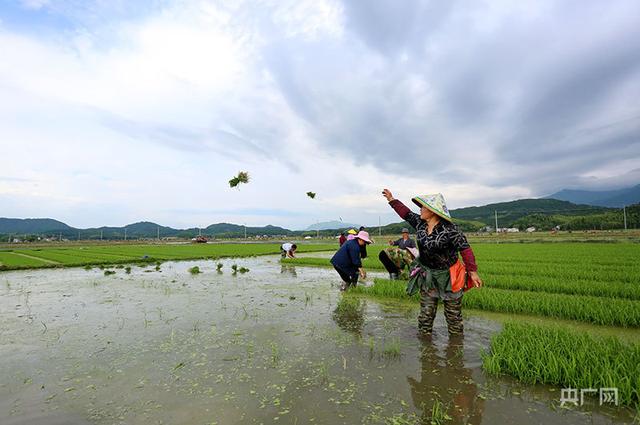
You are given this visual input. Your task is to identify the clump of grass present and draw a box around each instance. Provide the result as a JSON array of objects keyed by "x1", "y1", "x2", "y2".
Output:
[
  {"x1": 155, "y1": 264, "x2": 161, "y2": 271},
  {"x1": 83, "y1": 265, "x2": 92, "y2": 270},
  {"x1": 216, "y1": 263, "x2": 223, "y2": 272},
  {"x1": 188, "y1": 266, "x2": 201, "y2": 275},
  {"x1": 125, "y1": 266, "x2": 132, "y2": 274},
  {"x1": 482, "y1": 322, "x2": 640, "y2": 406},
  {"x1": 231, "y1": 264, "x2": 238, "y2": 274},
  {"x1": 238, "y1": 266, "x2": 249, "y2": 273},
  {"x1": 103, "y1": 270, "x2": 116, "y2": 276},
  {"x1": 115, "y1": 265, "x2": 124, "y2": 269}
]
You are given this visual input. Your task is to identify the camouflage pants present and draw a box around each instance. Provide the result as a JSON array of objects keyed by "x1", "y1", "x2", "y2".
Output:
[{"x1": 418, "y1": 290, "x2": 464, "y2": 335}]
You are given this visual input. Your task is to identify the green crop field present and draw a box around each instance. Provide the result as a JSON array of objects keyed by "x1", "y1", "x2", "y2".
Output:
[
  {"x1": 0, "y1": 243, "x2": 337, "y2": 270},
  {"x1": 483, "y1": 322, "x2": 640, "y2": 406},
  {"x1": 284, "y1": 241, "x2": 640, "y2": 406}
]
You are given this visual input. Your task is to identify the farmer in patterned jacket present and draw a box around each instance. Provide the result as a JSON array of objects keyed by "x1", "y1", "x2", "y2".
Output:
[{"x1": 382, "y1": 189, "x2": 483, "y2": 335}]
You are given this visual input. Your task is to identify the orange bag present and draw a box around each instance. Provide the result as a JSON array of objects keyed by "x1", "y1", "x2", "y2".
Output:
[{"x1": 449, "y1": 259, "x2": 468, "y2": 292}]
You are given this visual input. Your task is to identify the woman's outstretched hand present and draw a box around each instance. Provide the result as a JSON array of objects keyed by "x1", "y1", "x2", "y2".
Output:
[{"x1": 382, "y1": 188, "x2": 395, "y2": 202}]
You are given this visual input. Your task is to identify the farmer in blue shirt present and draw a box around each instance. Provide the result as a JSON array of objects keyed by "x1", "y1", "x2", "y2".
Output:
[{"x1": 330, "y1": 230, "x2": 373, "y2": 291}]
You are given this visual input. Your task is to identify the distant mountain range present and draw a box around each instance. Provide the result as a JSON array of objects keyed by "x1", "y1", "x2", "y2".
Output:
[
  {"x1": 305, "y1": 220, "x2": 359, "y2": 231},
  {"x1": 2, "y1": 189, "x2": 638, "y2": 239},
  {"x1": 0, "y1": 218, "x2": 293, "y2": 240},
  {"x1": 547, "y1": 184, "x2": 640, "y2": 207}
]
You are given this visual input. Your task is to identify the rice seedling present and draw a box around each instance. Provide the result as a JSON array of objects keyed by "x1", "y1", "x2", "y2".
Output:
[
  {"x1": 228, "y1": 171, "x2": 250, "y2": 189},
  {"x1": 216, "y1": 263, "x2": 223, "y2": 272},
  {"x1": 463, "y1": 288, "x2": 640, "y2": 327},
  {"x1": 382, "y1": 338, "x2": 402, "y2": 359},
  {"x1": 188, "y1": 266, "x2": 201, "y2": 275},
  {"x1": 430, "y1": 398, "x2": 451, "y2": 424},
  {"x1": 238, "y1": 267, "x2": 250, "y2": 273},
  {"x1": 83, "y1": 265, "x2": 92, "y2": 270},
  {"x1": 231, "y1": 264, "x2": 238, "y2": 274},
  {"x1": 125, "y1": 266, "x2": 132, "y2": 274},
  {"x1": 103, "y1": 270, "x2": 116, "y2": 276},
  {"x1": 482, "y1": 322, "x2": 640, "y2": 406}
]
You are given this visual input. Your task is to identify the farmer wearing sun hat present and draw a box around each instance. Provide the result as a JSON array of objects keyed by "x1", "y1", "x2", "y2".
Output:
[
  {"x1": 330, "y1": 230, "x2": 373, "y2": 291},
  {"x1": 382, "y1": 189, "x2": 483, "y2": 335}
]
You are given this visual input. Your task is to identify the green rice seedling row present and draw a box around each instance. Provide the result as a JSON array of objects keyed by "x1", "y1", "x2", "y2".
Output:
[
  {"x1": 353, "y1": 279, "x2": 640, "y2": 327},
  {"x1": 482, "y1": 322, "x2": 640, "y2": 406}
]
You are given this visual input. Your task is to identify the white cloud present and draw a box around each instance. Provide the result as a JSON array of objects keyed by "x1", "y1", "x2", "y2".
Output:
[{"x1": 1, "y1": 0, "x2": 639, "y2": 229}]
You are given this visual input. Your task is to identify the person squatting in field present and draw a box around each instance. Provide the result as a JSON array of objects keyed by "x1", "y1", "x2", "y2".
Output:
[
  {"x1": 280, "y1": 242, "x2": 297, "y2": 259},
  {"x1": 382, "y1": 189, "x2": 483, "y2": 335},
  {"x1": 330, "y1": 230, "x2": 373, "y2": 291},
  {"x1": 379, "y1": 227, "x2": 417, "y2": 280}
]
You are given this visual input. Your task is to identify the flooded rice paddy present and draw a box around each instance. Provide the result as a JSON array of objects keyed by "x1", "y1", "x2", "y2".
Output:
[{"x1": 1, "y1": 255, "x2": 637, "y2": 424}]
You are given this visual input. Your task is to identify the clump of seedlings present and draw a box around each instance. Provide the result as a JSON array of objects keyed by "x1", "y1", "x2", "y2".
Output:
[
  {"x1": 125, "y1": 266, "x2": 132, "y2": 274},
  {"x1": 231, "y1": 264, "x2": 250, "y2": 274},
  {"x1": 104, "y1": 270, "x2": 116, "y2": 276},
  {"x1": 228, "y1": 171, "x2": 250, "y2": 189},
  {"x1": 216, "y1": 263, "x2": 223, "y2": 272},
  {"x1": 188, "y1": 266, "x2": 201, "y2": 275},
  {"x1": 382, "y1": 338, "x2": 402, "y2": 359},
  {"x1": 83, "y1": 265, "x2": 92, "y2": 270}
]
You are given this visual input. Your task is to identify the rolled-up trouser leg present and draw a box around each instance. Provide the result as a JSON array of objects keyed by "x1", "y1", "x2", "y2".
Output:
[
  {"x1": 418, "y1": 290, "x2": 438, "y2": 334},
  {"x1": 443, "y1": 297, "x2": 464, "y2": 335}
]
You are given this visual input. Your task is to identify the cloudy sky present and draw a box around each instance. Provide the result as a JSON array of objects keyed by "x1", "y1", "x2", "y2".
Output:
[{"x1": 1, "y1": 0, "x2": 639, "y2": 230}]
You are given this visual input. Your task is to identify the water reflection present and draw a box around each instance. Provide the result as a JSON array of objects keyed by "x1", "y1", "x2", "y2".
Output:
[
  {"x1": 407, "y1": 336, "x2": 485, "y2": 424},
  {"x1": 280, "y1": 264, "x2": 298, "y2": 277},
  {"x1": 332, "y1": 296, "x2": 365, "y2": 337}
]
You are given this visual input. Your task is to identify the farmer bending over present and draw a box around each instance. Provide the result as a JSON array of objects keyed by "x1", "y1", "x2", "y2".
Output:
[
  {"x1": 382, "y1": 189, "x2": 483, "y2": 336},
  {"x1": 280, "y1": 242, "x2": 297, "y2": 259},
  {"x1": 379, "y1": 227, "x2": 417, "y2": 280},
  {"x1": 330, "y1": 231, "x2": 372, "y2": 291}
]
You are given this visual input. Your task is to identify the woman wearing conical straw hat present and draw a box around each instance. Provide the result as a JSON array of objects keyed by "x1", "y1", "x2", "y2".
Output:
[{"x1": 382, "y1": 189, "x2": 483, "y2": 336}]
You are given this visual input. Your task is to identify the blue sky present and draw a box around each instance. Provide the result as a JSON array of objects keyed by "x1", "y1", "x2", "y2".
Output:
[{"x1": 1, "y1": 0, "x2": 639, "y2": 230}]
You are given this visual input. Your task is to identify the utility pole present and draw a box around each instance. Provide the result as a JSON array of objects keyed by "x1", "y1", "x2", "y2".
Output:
[
  {"x1": 494, "y1": 210, "x2": 498, "y2": 234},
  {"x1": 78, "y1": 231, "x2": 80, "y2": 241},
  {"x1": 157, "y1": 226, "x2": 160, "y2": 241},
  {"x1": 244, "y1": 224, "x2": 247, "y2": 239},
  {"x1": 623, "y1": 206, "x2": 627, "y2": 231},
  {"x1": 100, "y1": 229, "x2": 103, "y2": 241},
  {"x1": 59, "y1": 232, "x2": 62, "y2": 242},
  {"x1": 124, "y1": 227, "x2": 127, "y2": 241}
]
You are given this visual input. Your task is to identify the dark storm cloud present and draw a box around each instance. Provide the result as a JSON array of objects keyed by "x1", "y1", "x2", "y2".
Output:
[{"x1": 261, "y1": 0, "x2": 640, "y2": 193}]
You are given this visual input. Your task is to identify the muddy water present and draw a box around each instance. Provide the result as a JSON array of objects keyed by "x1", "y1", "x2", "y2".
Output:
[{"x1": 0, "y1": 256, "x2": 636, "y2": 424}]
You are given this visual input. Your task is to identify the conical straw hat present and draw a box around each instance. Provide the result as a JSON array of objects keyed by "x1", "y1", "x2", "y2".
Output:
[{"x1": 411, "y1": 193, "x2": 452, "y2": 221}]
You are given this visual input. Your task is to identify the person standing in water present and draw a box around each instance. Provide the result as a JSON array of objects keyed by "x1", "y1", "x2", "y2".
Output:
[
  {"x1": 382, "y1": 189, "x2": 482, "y2": 335},
  {"x1": 330, "y1": 231, "x2": 373, "y2": 291}
]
